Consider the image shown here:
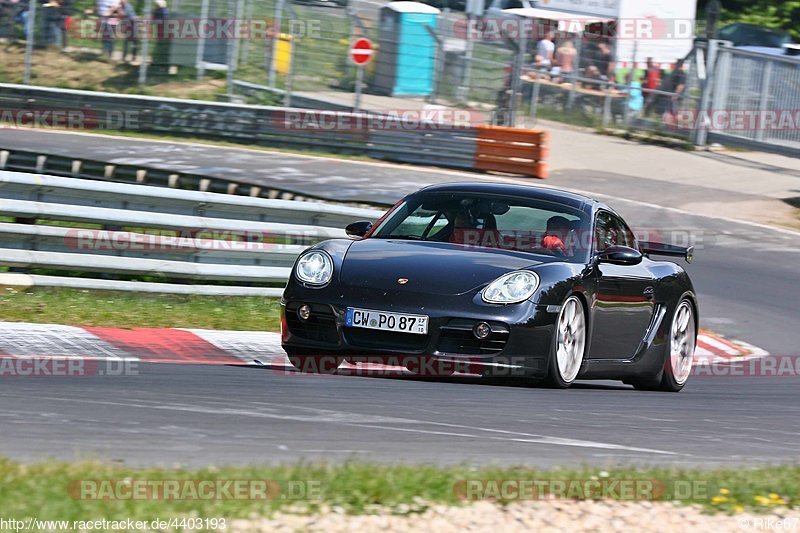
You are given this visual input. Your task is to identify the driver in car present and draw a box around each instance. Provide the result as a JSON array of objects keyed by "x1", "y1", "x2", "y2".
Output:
[{"x1": 542, "y1": 216, "x2": 573, "y2": 256}]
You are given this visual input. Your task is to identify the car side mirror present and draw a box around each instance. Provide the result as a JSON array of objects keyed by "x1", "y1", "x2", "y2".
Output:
[
  {"x1": 345, "y1": 220, "x2": 373, "y2": 238},
  {"x1": 597, "y1": 245, "x2": 643, "y2": 266}
]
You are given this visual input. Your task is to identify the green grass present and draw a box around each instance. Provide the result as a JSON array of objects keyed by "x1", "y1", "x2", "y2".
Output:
[
  {"x1": 0, "y1": 459, "x2": 797, "y2": 524},
  {"x1": 0, "y1": 287, "x2": 281, "y2": 330},
  {"x1": 0, "y1": 43, "x2": 228, "y2": 98}
]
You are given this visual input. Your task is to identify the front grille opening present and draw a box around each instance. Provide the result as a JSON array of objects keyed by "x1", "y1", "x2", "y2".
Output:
[
  {"x1": 437, "y1": 319, "x2": 510, "y2": 355},
  {"x1": 286, "y1": 302, "x2": 339, "y2": 344}
]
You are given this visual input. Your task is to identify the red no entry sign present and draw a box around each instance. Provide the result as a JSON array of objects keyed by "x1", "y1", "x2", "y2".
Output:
[{"x1": 349, "y1": 38, "x2": 375, "y2": 66}]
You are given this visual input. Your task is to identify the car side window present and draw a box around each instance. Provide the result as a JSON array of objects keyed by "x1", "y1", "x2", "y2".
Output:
[
  {"x1": 594, "y1": 212, "x2": 636, "y2": 252},
  {"x1": 615, "y1": 217, "x2": 637, "y2": 250}
]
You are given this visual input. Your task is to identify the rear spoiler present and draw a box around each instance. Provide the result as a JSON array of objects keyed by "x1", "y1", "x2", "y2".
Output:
[{"x1": 640, "y1": 242, "x2": 694, "y2": 264}]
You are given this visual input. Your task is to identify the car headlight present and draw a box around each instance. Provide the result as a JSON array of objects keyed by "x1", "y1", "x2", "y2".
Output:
[
  {"x1": 482, "y1": 271, "x2": 539, "y2": 304},
  {"x1": 295, "y1": 250, "x2": 333, "y2": 286}
]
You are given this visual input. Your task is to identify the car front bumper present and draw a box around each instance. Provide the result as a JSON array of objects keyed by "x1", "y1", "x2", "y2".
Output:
[{"x1": 280, "y1": 284, "x2": 559, "y2": 378}]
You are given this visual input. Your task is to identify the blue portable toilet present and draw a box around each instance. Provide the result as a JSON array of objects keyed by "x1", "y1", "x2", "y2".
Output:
[{"x1": 372, "y1": 2, "x2": 440, "y2": 97}]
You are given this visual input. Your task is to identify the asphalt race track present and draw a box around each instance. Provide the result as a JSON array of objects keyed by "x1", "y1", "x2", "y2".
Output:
[
  {"x1": 1, "y1": 363, "x2": 800, "y2": 467},
  {"x1": 1, "y1": 129, "x2": 799, "y2": 467}
]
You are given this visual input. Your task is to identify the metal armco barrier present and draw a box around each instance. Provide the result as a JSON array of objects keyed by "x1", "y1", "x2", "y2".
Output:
[
  {"x1": 0, "y1": 170, "x2": 383, "y2": 295},
  {"x1": 0, "y1": 84, "x2": 550, "y2": 178},
  {"x1": 474, "y1": 126, "x2": 549, "y2": 179},
  {"x1": 0, "y1": 147, "x2": 333, "y2": 204}
]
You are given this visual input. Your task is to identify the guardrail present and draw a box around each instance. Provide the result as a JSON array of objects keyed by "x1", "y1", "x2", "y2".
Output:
[
  {"x1": 0, "y1": 170, "x2": 384, "y2": 295},
  {"x1": 0, "y1": 147, "x2": 335, "y2": 204},
  {"x1": 0, "y1": 84, "x2": 550, "y2": 179}
]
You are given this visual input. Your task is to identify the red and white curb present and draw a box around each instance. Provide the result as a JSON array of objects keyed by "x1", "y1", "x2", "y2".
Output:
[
  {"x1": 695, "y1": 331, "x2": 768, "y2": 360},
  {"x1": 0, "y1": 321, "x2": 768, "y2": 371}
]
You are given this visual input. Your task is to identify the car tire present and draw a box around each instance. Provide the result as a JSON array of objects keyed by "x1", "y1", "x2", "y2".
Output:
[
  {"x1": 285, "y1": 349, "x2": 343, "y2": 374},
  {"x1": 544, "y1": 295, "x2": 586, "y2": 388},
  {"x1": 628, "y1": 298, "x2": 696, "y2": 392}
]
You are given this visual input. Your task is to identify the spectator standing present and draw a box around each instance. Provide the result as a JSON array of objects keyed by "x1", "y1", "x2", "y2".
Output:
[
  {"x1": 57, "y1": 0, "x2": 70, "y2": 48},
  {"x1": 0, "y1": 0, "x2": 17, "y2": 38},
  {"x1": 115, "y1": 0, "x2": 136, "y2": 61},
  {"x1": 96, "y1": 0, "x2": 117, "y2": 56},
  {"x1": 555, "y1": 39, "x2": 576, "y2": 79},
  {"x1": 626, "y1": 71, "x2": 644, "y2": 115},
  {"x1": 534, "y1": 30, "x2": 555, "y2": 69},
  {"x1": 642, "y1": 57, "x2": 661, "y2": 113},
  {"x1": 662, "y1": 58, "x2": 687, "y2": 127},
  {"x1": 42, "y1": 0, "x2": 61, "y2": 46},
  {"x1": 593, "y1": 42, "x2": 613, "y2": 79},
  {"x1": 15, "y1": 0, "x2": 31, "y2": 40},
  {"x1": 644, "y1": 57, "x2": 661, "y2": 92},
  {"x1": 150, "y1": 0, "x2": 169, "y2": 74}
]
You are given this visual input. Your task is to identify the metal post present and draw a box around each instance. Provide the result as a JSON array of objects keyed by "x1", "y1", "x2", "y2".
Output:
[
  {"x1": 227, "y1": 0, "x2": 244, "y2": 98},
  {"x1": 602, "y1": 34, "x2": 619, "y2": 127},
  {"x1": 347, "y1": 13, "x2": 357, "y2": 96},
  {"x1": 138, "y1": 0, "x2": 153, "y2": 87},
  {"x1": 529, "y1": 70, "x2": 541, "y2": 124},
  {"x1": 241, "y1": 0, "x2": 253, "y2": 64},
  {"x1": 354, "y1": 65, "x2": 364, "y2": 112},
  {"x1": 694, "y1": 39, "x2": 720, "y2": 147},
  {"x1": 567, "y1": 31, "x2": 582, "y2": 110},
  {"x1": 459, "y1": 17, "x2": 475, "y2": 104},
  {"x1": 350, "y1": 13, "x2": 368, "y2": 110},
  {"x1": 267, "y1": 0, "x2": 285, "y2": 87},
  {"x1": 755, "y1": 61, "x2": 772, "y2": 142},
  {"x1": 22, "y1": 0, "x2": 37, "y2": 84},
  {"x1": 196, "y1": 0, "x2": 210, "y2": 80},
  {"x1": 425, "y1": 25, "x2": 443, "y2": 105},
  {"x1": 706, "y1": 0, "x2": 721, "y2": 40},
  {"x1": 509, "y1": 30, "x2": 527, "y2": 127},
  {"x1": 602, "y1": 86, "x2": 612, "y2": 127},
  {"x1": 623, "y1": 40, "x2": 639, "y2": 126},
  {"x1": 283, "y1": 24, "x2": 296, "y2": 106}
]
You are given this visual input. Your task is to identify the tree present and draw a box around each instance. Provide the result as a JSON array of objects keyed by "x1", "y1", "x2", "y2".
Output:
[{"x1": 697, "y1": 0, "x2": 800, "y2": 41}]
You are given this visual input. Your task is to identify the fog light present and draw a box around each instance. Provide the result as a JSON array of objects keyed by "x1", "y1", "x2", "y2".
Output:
[
  {"x1": 473, "y1": 322, "x2": 492, "y2": 339},
  {"x1": 298, "y1": 304, "x2": 311, "y2": 320}
]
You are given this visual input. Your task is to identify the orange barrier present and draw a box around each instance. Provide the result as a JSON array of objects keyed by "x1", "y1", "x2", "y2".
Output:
[{"x1": 474, "y1": 126, "x2": 549, "y2": 179}]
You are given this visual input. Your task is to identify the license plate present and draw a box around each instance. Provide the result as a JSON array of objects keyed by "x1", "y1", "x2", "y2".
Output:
[{"x1": 345, "y1": 308, "x2": 429, "y2": 335}]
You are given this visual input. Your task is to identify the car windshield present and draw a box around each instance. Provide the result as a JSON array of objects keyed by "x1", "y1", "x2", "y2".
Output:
[{"x1": 371, "y1": 192, "x2": 591, "y2": 263}]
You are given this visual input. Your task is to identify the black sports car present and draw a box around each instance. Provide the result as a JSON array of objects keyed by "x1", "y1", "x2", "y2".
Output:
[{"x1": 281, "y1": 183, "x2": 697, "y2": 391}]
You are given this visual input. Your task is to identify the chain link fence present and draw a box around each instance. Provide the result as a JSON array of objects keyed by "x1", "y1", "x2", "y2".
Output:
[
  {"x1": 702, "y1": 42, "x2": 800, "y2": 155},
  {"x1": 0, "y1": 3, "x2": 797, "y2": 156}
]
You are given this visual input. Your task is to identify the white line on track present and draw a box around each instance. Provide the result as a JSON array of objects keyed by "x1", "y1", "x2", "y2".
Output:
[
  {"x1": 22, "y1": 394, "x2": 679, "y2": 455},
  {"x1": 349, "y1": 423, "x2": 679, "y2": 455}
]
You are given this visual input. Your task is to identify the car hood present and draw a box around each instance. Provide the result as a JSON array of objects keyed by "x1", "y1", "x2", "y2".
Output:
[{"x1": 339, "y1": 239, "x2": 543, "y2": 295}]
